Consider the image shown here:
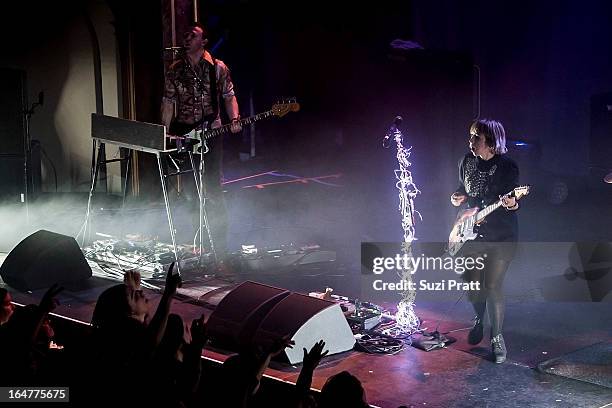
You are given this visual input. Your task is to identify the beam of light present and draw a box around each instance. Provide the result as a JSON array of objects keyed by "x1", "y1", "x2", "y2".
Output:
[
  {"x1": 242, "y1": 173, "x2": 343, "y2": 189},
  {"x1": 508, "y1": 139, "x2": 532, "y2": 147},
  {"x1": 222, "y1": 170, "x2": 278, "y2": 185},
  {"x1": 223, "y1": 170, "x2": 343, "y2": 188}
]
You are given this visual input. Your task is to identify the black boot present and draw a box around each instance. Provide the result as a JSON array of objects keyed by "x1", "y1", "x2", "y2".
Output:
[
  {"x1": 467, "y1": 317, "x2": 484, "y2": 345},
  {"x1": 491, "y1": 334, "x2": 507, "y2": 363}
]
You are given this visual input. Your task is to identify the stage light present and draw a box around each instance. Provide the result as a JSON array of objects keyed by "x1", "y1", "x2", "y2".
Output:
[{"x1": 508, "y1": 139, "x2": 532, "y2": 148}]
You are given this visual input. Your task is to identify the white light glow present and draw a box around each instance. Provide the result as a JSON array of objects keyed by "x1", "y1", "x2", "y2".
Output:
[{"x1": 390, "y1": 130, "x2": 421, "y2": 334}]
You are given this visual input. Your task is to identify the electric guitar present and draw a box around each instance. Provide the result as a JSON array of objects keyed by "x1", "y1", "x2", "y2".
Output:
[
  {"x1": 169, "y1": 100, "x2": 300, "y2": 154},
  {"x1": 447, "y1": 185, "x2": 530, "y2": 256}
]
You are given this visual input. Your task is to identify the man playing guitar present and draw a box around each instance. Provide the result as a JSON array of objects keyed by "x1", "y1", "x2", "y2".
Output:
[{"x1": 161, "y1": 22, "x2": 241, "y2": 264}]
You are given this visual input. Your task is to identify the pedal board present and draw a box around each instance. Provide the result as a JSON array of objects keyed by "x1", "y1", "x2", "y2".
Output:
[
  {"x1": 346, "y1": 309, "x2": 383, "y2": 331},
  {"x1": 234, "y1": 243, "x2": 336, "y2": 272},
  {"x1": 308, "y1": 292, "x2": 383, "y2": 331},
  {"x1": 84, "y1": 238, "x2": 204, "y2": 279}
]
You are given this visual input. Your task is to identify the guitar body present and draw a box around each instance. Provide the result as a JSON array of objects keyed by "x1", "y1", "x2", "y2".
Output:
[
  {"x1": 184, "y1": 128, "x2": 210, "y2": 155},
  {"x1": 169, "y1": 121, "x2": 206, "y2": 137},
  {"x1": 446, "y1": 185, "x2": 531, "y2": 257},
  {"x1": 168, "y1": 121, "x2": 210, "y2": 154},
  {"x1": 448, "y1": 207, "x2": 480, "y2": 256}
]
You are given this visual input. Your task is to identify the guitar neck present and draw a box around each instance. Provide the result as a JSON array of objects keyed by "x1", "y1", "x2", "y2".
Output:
[
  {"x1": 475, "y1": 200, "x2": 503, "y2": 223},
  {"x1": 203, "y1": 110, "x2": 274, "y2": 140}
]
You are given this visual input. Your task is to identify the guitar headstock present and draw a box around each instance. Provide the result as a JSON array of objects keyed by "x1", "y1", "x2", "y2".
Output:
[
  {"x1": 271, "y1": 98, "x2": 300, "y2": 117},
  {"x1": 513, "y1": 185, "x2": 531, "y2": 199}
]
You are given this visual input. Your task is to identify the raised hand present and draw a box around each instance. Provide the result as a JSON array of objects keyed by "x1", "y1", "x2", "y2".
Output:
[
  {"x1": 165, "y1": 262, "x2": 182, "y2": 294},
  {"x1": 268, "y1": 334, "x2": 295, "y2": 357},
  {"x1": 190, "y1": 314, "x2": 207, "y2": 348},
  {"x1": 302, "y1": 340, "x2": 329, "y2": 370},
  {"x1": 124, "y1": 270, "x2": 142, "y2": 290},
  {"x1": 39, "y1": 283, "x2": 64, "y2": 314}
]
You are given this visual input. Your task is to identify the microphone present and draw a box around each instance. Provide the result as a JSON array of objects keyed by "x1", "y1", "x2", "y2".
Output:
[
  {"x1": 383, "y1": 116, "x2": 403, "y2": 147},
  {"x1": 390, "y1": 115, "x2": 402, "y2": 130},
  {"x1": 164, "y1": 46, "x2": 186, "y2": 52}
]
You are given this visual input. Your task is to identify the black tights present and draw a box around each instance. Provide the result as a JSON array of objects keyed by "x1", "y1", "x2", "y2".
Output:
[{"x1": 463, "y1": 257, "x2": 511, "y2": 337}]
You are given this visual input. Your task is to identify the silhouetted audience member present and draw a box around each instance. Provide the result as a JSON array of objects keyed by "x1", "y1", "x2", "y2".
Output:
[
  {"x1": 0, "y1": 288, "x2": 15, "y2": 325},
  {"x1": 79, "y1": 265, "x2": 181, "y2": 404},
  {"x1": 318, "y1": 370, "x2": 369, "y2": 408},
  {"x1": 0, "y1": 284, "x2": 63, "y2": 385},
  {"x1": 294, "y1": 340, "x2": 329, "y2": 408},
  {"x1": 151, "y1": 313, "x2": 207, "y2": 407},
  {"x1": 216, "y1": 335, "x2": 295, "y2": 407}
]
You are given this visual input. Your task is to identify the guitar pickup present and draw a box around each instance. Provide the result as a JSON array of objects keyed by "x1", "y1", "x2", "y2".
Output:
[{"x1": 175, "y1": 137, "x2": 201, "y2": 153}]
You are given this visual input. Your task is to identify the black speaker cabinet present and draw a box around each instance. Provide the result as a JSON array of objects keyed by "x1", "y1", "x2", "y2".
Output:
[
  {"x1": 0, "y1": 230, "x2": 92, "y2": 291},
  {"x1": 206, "y1": 281, "x2": 355, "y2": 364},
  {"x1": 253, "y1": 293, "x2": 356, "y2": 364},
  {"x1": 206, "y1": 281, "x2": 291, "y2": 351}
]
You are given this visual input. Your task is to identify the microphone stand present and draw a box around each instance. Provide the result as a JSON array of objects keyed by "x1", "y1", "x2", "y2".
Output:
[
  {"x1": 22, "y1": 92, "x2": 43, "y2": 225},
  {"x1": 196, "y1": 104, "x2": 217, "y2": 267},
  {"x1": 179, "y1": 49, "x2": 217, "y2": 267}
]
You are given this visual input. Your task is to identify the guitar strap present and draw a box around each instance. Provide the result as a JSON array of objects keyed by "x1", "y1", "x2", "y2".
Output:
[
  {"x1": 486, "y1": 164, "x2": 499, "y2": 205},
  {"x1": 208, "y1": 55, "x2": 219, "y2": 126},
  {"x1": 481, "y1": 163, "x2": 498, "y2": 207}
]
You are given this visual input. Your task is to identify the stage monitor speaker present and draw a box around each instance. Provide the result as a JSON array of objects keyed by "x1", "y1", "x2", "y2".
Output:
[
  {"x1": 0, "y1": 230, "x2": 92, "y2": 291},
  {"x1": 206, "y1": 281, "x2": 291, "y2": 351},
  {"x1": 253, "y1": 293, "x2": 356, "y2": 364}
]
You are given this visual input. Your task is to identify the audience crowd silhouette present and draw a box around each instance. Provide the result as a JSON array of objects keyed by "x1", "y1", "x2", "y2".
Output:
[{"x1": 0, "y1": 265, "x2": 402, "y2": 407}]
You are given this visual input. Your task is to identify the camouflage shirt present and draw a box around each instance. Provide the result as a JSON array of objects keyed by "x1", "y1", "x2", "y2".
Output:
[{"x1": 163, "y1": 50, "x2": 235, "y2": 128}]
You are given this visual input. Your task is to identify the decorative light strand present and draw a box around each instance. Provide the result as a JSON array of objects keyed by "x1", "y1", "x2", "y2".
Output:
[{"x1": 390, "y1": 129, "x2": 421, "y2": 335}]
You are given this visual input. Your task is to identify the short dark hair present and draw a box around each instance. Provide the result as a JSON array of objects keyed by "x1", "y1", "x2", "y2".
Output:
[
  {"x1": 190, "y1": 22, "x2": 208, "y2": 40},
  {"x1": 91, "y1": 284, "x2": 131, "y2": 330},
  {"x1": 319, "y1": 371, "x2": 368, "y2": 408},
  {"x1": 470, "y1": 118, "x2": 508, "y2": 155}
]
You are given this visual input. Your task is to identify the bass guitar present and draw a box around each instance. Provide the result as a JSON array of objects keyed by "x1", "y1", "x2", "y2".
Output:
[{"x1": 169, "y1": 99, "x2": 300, "y2": 154}]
